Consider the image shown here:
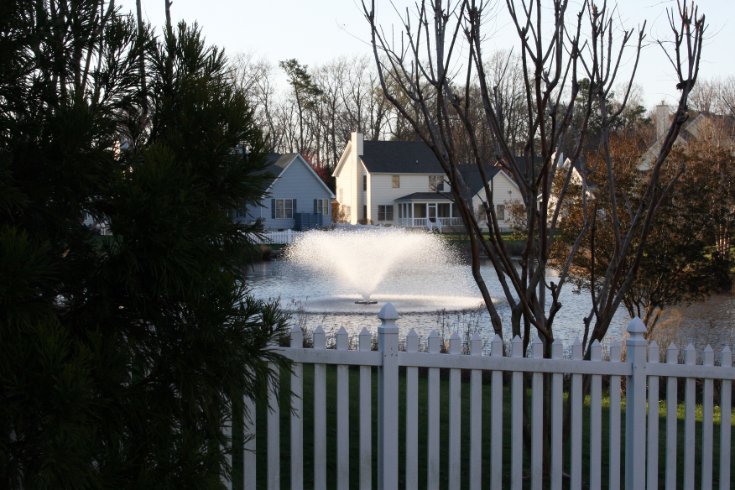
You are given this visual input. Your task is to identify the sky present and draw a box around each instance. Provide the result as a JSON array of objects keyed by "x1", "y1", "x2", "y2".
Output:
[{"x1": 121, "y1": 0, "x2": 735, "y2": 110}]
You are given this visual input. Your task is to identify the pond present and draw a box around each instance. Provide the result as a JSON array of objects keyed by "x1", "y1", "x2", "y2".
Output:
[{"x1": 244, "y1": 229, "x2": 735, "y2": 353}]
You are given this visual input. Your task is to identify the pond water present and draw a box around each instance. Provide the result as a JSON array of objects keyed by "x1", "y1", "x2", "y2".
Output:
[
  {"x1": 243, "y1": 227, "x2": 735, "y2": 353},
  {"x1": 244, "y1": 257, "x2": 735, "y2": 352}
]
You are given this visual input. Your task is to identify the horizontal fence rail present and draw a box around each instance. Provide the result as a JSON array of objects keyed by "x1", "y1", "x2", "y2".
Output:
[{"x1": 230, "y1": 303, "x2": 735, "y2": 490}]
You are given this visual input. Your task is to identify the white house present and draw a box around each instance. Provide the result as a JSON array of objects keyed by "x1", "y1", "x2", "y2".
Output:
[
  {"x1": 236, "y1": 153, "x2": 335, "y2": 230},
  {"x1": 332, "y1": 132, "x2": 523, "y2": 231},
  {"x1": 640, "y1": 103, "x2": 735, "y2": 171}
]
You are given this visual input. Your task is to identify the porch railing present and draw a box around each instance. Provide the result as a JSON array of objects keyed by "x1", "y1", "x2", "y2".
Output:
[{"x1": 398, "y1": 217, "x2": 463, "y2": 229}]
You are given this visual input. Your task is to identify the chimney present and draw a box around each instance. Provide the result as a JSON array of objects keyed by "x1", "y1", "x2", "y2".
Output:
[
  {"x1": 656, "y1": 101, "x2": 670, "y2": 140},
  {"x1": 351, "y1": 132, "x2": 364, "y2": 224}
]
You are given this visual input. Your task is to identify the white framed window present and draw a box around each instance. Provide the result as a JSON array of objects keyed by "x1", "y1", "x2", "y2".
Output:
[
  {"x1": 378, "y1": 204, "x2": 394, "y2": 221},
  {"x1": 392, "y1": 175, "x2": 400, "y2": 188},
  {"x1": 272, "y1": 199, "x2": 295, "y2": 219},
  {"x1": 496, "y1": 204, "x2": 505, "y2": 221},
  {"x1": 429, "y1": 175, "x2": 444, "y2": 191},
  {"x1": 313, "y1": 198, "x2": 329, "y2": 216}
]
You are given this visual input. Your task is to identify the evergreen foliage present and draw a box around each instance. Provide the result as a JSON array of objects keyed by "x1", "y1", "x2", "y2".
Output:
[{"x1": 0, "y1": 1, "x2": 287, "y2": 487}]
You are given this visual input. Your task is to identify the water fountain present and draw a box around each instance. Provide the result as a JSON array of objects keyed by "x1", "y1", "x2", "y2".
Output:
[
  {"x1": 261, "y1": 227, "x2": 484, "y2": 314},
  {"x1": 246, "y1": 227, "x2": 735, "y2": 347}
]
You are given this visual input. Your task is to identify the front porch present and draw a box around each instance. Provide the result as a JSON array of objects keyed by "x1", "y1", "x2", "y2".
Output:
[{"x1": 395, "y1": 193, "x2": 463, "y2": 231}]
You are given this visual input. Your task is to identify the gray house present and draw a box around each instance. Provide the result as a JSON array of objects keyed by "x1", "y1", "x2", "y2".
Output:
[{"x1": 237, "y1": 153, "x2": 334, "y2": 230}]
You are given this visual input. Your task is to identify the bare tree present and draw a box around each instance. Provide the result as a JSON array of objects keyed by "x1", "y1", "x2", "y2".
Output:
[
  {"x1": 339, "y1": 57, "x2": 391, "y2": 141},
  {"x1": 690, "y1": 75, "x2": 735, "y2": 116},
  {"x1": 363, "y1": 0, "x2": 706, "y2": 354},
  {"x1": 232, "y1": 54, "x2": 281, "y2": 147}
]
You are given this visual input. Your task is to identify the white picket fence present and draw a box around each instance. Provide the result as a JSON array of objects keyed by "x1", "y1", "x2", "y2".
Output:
[
  {"x1": 232, "y1": 303, "x2": 734, "y2": 490},
  {"x1": 254, "y1": 229, "x2": 302, "y2": 245}
]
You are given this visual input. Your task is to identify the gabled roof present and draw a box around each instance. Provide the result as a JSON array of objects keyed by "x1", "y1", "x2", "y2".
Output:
[
  {"x1": 361, "y1": 140, "x2": 444, "y2": 174},
  {"x1": 457, "y1": 163, "x2": 503, "y2": 195},
  {"x1": 261, "y1": 153, "x2": 335, "y2": 198},
  {"x1": 640, "y1": 110, "x2": 735, "y2": 171},
  {"x1": 260, "y1": 153, "x2": 294, "y2": 181}
]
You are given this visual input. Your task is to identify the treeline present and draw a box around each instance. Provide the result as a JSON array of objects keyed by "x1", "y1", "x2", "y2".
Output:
[{"x1": 236, "y1": 49, "x2": 735, "y2": 178}]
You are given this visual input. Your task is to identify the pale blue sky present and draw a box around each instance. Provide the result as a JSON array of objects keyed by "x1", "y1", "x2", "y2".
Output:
[{"x1": 122, "y1": 0, "x2": 734, "y2": 109}]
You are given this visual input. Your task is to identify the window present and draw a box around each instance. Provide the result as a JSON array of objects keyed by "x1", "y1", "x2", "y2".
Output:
[
  {"x1": 496, "y1": 204, "x2": 505, "y2": 221},
  {"x1": 363, "y1": 175, "x2": 367, "y2": 191},
  {"x1": 313, "y1": 199, "x2": 329, "y2": 216},
  {"x1": 392, "y1": 175, "x2": 400, "y2": 188},
  {"x1": 272, "y1": 199, "x2": 295, "y2": 219},
  {"x1": 378, "y1": 205, "x2": 394, "y2": 221},
  {"x1": 429, "y1": 175, "x2": 444, "y2": 191}
]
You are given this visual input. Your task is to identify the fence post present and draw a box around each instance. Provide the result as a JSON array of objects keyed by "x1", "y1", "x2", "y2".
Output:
[
  {"x1": 625, "y1": 317, "x2": 648, "y2": 490},
  {"x1": 377, "y1": 303, "x2": 399, "y2": 490}
]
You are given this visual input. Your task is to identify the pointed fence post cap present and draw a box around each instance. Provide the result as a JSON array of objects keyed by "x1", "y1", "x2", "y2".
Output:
[
  {"x1": 378, "y1": 302, "x2": 400, "y2": 321},
  {"x1": 626, "y1": 317, "x2": 647, "y2": 337}
]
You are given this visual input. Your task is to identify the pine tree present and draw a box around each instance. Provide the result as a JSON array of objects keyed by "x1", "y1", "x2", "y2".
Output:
[{"x1": 0, "y1": 2, "x2": 286, "y2": 487}]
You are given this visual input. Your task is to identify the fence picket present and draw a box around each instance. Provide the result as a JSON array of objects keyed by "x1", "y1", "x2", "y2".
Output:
[
  {"x1": 448, "y1": 332, "x2": 462, "y2": 489},
  {"x1": 701, "y1": 345, "x2": 714, "y2": 490},
  {"x1": 720, "y1": 346, "x2": 732, "y2": 490},
  {"x1": 608, "y1": 344, "x2": 622, "y2": 490},
  {"x1": 469, "y1": 333, "x2": 483, "y2": 490},
  {"x1": 405, "y1": 329, "x2": 419, "y2": 490},
  {"x1": 243, "y1": 392, "x2": 256, "y2": 490},
  {"x1": 570, "y1": 339, "x2": 583, "y2": 490},
  {"x1": 358, "y1": 328, "x2": 372, "y2": 490},
  {"x1": 590, "y1": 341, "x2": 602, "y2": 490},
  {"x1": 266, "y1": 360, "x2": 280, "y2": 490},
  {"x1": 550, "y1": 340, "x2": 564, "y2": 490},
  {"x1": 427, "y1": 331, "x2": 441, "y2": 490},
  {"x1": 336, "y1": 327, "x2": 349, "y2": 489},
  {"x1": 313, "y1": 327, "x2": 327, "y2": 490},
  {"x1": 665, "y1": 343, "x2": 679, "y2": 490},
  {"x1": 290, "y1": 327, "x2": 304, "y2": 490},
  {"x1": 530, "y1": 338, "x2": 544, "y2": 490},
  {"x1": 490, "y1": 334, "x2": 504, "y2": 490},
  {"x1": 684, "y1": 344, "x2": 697, "y2": 490},
  {"x1": 511, "y1": 336, "x2": 524, "y2": 490},
  {"x1": 647, "y1": 341, "x2": 660, "y2": 490}
]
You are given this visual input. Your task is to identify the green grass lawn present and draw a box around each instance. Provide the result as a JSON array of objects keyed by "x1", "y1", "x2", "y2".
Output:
[{"x1": 233, "y1": 365, "x2": 734, "y2": 489}]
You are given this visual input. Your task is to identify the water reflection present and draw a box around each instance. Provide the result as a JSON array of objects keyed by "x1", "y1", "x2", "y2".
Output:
[{"x1": 245, "y1": 260, "x2": 735, "y2": 351}]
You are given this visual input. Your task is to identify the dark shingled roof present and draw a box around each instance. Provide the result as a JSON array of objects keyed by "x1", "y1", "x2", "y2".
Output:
[
  {"x1": 360, "y1": 138, "x2": 526, "y2": 193},
  {"x1": 253, "y1": 153, "x2": 295, "y2": 183},
  {"x1": 457, "y1": 163, "x2": 503, "y2": 195},
  {"x1": 395, "y1": 192, "x2": 453, "y2": 202},
  {"x1": 361, "y1": 141, "x2": 443, "y2": 173}
]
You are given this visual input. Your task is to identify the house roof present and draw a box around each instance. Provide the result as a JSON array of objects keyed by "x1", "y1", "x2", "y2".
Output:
[
  {"x1": 261, "y1": 153, "x2": 335, "y2": 198},
  {"x1": 259, "y1": 153, "x2": 295, "y2": 181},
  {"x1": 640, "y1": 110, "x2": 735, "y2": 171},
  {"x1": 361, "y1": 140, "x2": 444, "y2": 174},
  {"x1": 395, "y1": 192, "x2": 453, "y2": 202},
  {"x1": 456, "y1": 163, "x2": 503, "y2": 195}
]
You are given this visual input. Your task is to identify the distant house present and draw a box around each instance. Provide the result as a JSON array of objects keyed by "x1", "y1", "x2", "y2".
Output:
[
  {"x1": 236, "y1": 153, "x2": 334, "y2": 230},
  {"x1": 332, "y1": 132, "x2": 523, "y2": 231},
  {"x1": 640, "y1": 104, "x2": 735, "y2": 170}
]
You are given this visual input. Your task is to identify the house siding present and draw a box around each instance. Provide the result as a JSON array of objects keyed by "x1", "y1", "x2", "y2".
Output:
[
  {"x1": 240, "y1": 156, "x2": 333, "y2": 230},
  {"x1": 472, "y1": 171, "x2": 522, "y2": 230},
  {"x1": 367, "y1": 173, "x2": 445, "y2": 224}
]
